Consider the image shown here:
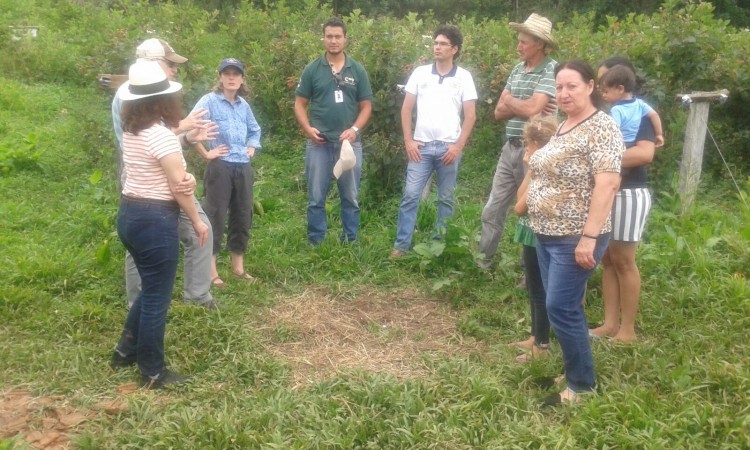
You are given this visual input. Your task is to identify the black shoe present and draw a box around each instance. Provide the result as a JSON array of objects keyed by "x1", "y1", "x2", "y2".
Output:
[
  {"x1": 140, "y1": 369, "x2": 191, "y2": 390},
  {"x1": 199, "y1": 300, "x2": 221, "y2": 310},
  {"x1": 110, "y1": 351, "x2": 136, "y2": 370}
]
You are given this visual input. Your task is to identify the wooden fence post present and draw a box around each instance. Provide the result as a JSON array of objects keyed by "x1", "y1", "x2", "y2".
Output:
[{"x1": 675, "y1": 89, "x2": 729, "y2": 214}]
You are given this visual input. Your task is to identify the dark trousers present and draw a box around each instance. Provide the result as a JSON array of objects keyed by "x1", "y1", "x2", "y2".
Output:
[
  {"x1": 116, "y1": 198, "x2": 180, "y2": 378},
  {"x1": 523, "y1": 245, "x2": 550, "y2": 345},
  {"x1": 203, "y1": 160, "x2": 254, "y2": 255}
]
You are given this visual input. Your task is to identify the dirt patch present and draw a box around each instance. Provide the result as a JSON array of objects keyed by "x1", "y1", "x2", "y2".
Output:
[
  {"x1": 263, "y1": 287, "x2": 484, "y2": 388},
  {"x1": 0, "y1": 388, "x2": 129, "y2": 449}
]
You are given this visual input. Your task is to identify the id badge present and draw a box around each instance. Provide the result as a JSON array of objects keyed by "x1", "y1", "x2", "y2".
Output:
[{"x1": 334, "y1": 89, "x2": 344, "y2": 103}]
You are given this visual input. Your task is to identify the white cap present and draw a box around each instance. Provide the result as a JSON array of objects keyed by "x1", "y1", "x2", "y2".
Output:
[
  {"x1": 333, "y1": 139, "x2": 357, "y2": 179},
  {"x1": 135, "y1": 38, "x2": 188, "y2": 63}
]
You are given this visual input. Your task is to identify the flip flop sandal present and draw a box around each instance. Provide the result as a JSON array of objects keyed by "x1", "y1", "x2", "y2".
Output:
[
  {"x1": 211, "y1": 277, "x2": 226, "y2": 288},
  {"x1": 232, "y1": 272, "x2": 258, "y2": 283}
]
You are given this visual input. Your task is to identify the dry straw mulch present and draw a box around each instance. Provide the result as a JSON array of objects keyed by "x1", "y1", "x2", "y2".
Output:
[{"x1": 263, "y1": 287, "x2": 484, "y2": 388}]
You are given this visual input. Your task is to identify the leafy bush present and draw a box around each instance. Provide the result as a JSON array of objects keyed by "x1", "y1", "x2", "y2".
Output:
[{"x1": 0, "y1": 134, "x2": 42, "y2": 175}]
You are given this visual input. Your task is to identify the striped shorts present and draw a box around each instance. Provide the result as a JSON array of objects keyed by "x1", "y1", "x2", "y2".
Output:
[{"x1": 611, "y1": 188, "x2": 652, "y2": 242}]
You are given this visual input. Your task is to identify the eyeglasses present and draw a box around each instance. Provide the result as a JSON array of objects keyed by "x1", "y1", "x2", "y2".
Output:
[{"x1": 433, "y1": 41, "x2": 454, "y2": 48}]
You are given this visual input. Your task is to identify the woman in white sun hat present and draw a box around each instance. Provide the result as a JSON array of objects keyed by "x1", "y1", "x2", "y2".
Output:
[{"x1": 111, "y1": 59, "x2": 209, "y2": 390}]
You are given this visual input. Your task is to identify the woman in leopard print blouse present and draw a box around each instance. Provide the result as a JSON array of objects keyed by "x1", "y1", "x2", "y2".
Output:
[{"x1": 527, "y1": 59, "x2": 625, "y2": 406}]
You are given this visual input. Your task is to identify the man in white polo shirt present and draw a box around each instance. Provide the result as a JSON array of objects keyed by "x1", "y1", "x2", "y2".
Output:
[{"x1": 391, "y1": 24, "x2": 477, "y2": 257}]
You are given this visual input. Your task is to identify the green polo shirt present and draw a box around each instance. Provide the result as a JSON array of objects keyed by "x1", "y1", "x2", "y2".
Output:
[
  {"x1": 504, "y1": 56, "x2": 557, "y2": 138},
  {"x1": 296, "y1": 53, "x2": 373, "y2": 142}
]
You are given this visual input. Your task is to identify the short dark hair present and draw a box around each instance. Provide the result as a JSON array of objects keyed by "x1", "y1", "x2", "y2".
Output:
[
  {"x1": 434, "y1": 24, "x2": 463, "y2": 60},
  {"x1": 599, "y1": 56, "x2": 645, "y2": 95},
  {"x1": 554, "y1": 59, "x2": 604, "y2": 109},
  {"x1": 323, "y1": 17, "x2": 346, "y2": 36},
  {"x1": 599, "y1": 64, "x2": 637, "y2": 93},
  {"x1": 122, "y1": 93, "x2": 182, "y2": 134}
]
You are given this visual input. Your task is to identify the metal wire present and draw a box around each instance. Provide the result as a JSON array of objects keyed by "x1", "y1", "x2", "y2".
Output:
[{"x1": 702, "y1": 117, "x2": 749, "y2": 209}]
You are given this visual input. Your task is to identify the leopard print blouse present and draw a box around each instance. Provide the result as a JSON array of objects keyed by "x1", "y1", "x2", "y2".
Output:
[{"x1": 527, "y1": 110, "x2": 624, "y2": 236}]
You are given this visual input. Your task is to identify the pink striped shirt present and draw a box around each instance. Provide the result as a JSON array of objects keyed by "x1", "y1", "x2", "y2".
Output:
[{"x1": 121, "y1": 124, "x2": 185, "y2": 201}]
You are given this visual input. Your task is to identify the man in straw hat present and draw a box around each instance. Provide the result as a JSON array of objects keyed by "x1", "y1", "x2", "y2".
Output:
[
  {"x1": 111, "y1": 38, "x2": 220, "y2": 311},
  {"x1": 390, "y1": 24, "x2": 477, "y2": 258},
  {"x1": 478, "y1": 13, "x2": 558, "y2": 269}
]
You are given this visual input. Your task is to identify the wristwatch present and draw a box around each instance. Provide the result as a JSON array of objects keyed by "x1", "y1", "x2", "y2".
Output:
[{"x1": 351, "y1": 126, "x2": 359, "y2": 134}]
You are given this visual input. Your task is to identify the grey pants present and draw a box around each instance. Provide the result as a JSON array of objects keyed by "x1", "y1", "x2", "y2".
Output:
[
  {"x1": 126, "y1": 196, "x2": 214, "y2": 308},
  {"x1": 478, "y1": 139, "x2": 526, "y2": 262}
]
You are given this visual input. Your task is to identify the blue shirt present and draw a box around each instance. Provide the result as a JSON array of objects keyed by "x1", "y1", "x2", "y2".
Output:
[
  {"x1": 191, "y1": 91, "x2": 262, "y2": 164},
  {"x1": 610, "y1": 98, "x2": 653, "y2": 145}
]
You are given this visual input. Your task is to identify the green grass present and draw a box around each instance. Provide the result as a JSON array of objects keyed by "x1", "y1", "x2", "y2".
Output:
[{"x1": 1, "y1": 76, "x2": 749, "y2": 449}]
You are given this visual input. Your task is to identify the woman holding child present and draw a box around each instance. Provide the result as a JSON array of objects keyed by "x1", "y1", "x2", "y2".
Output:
[
  {"x1": 589, "y1": 57, "x2": 660, "y2": 343},
  {"x1": 526, "y1": 59, "x2": 624, "y2": 405}
]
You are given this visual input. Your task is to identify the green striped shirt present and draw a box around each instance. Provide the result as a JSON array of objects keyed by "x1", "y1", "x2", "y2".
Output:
[{"x1": 504, "y1": 56, "x2": 557, "y2": 138}]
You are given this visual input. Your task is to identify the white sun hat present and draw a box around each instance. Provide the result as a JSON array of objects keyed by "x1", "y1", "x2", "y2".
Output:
[
  {"x1": 333, "y1": 139, "x2": 357, "y2": 179},
  {"x1": 119, "y1": 59, "x2": 182, "y2": 101}
]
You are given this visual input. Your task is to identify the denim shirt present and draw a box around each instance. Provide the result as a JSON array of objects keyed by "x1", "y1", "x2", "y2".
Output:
[{"x1": 192, "y1": 91, "x2": 262, "y2": 164}]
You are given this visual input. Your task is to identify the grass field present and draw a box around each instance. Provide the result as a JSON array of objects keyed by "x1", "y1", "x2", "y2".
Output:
[{"x1": 1, "y1": 77, "x2": 749, "y2": 449}]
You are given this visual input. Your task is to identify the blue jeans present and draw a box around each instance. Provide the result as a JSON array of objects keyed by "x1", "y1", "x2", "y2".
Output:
[
  {"x1": 305, "y1": 139, "x2": 363, "y2": 244},
  {"x1": 115, "y1": 197, "x2": 180, "y2": 378},
  {"x1": 535, "y1": 234, "x2": 610, "y2": 392},
  {"x1": 394, "y1": 141, "x2": 461, "y2": 252}
]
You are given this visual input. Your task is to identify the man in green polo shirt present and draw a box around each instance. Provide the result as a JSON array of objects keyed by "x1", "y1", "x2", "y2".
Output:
[
  {"x1": 294, "y1": 17, "x2": 373, "y2": 245},
  {"x1": 478, "y1": 13, "x2": 558, "y2": 269}
]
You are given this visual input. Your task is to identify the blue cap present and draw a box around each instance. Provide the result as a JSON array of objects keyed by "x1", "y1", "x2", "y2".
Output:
[{"x1": 219, "y1": 58, "x2": 244, "y2": 75}]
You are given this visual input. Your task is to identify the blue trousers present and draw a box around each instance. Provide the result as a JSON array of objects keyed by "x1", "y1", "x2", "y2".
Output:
[{"x1": 116, "y1": 197, "x2": 180, "y2": 378}]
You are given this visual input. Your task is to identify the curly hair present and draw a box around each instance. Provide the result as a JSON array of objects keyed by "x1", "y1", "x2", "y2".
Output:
[
  {"x1": 434, "y1": 24, "x2": 463, "y2": 60},
  {"x1": 121, "y1": 93, "x2": 182, "y2": 134}
]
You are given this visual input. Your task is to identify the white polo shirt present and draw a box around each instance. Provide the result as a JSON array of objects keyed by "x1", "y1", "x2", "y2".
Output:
[{"x1": 405, "y1": 63, "x2": 478, "y2": 143}]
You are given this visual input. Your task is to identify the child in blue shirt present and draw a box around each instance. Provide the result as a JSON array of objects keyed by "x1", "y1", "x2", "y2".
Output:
[{"x1": 599, "y1": 65, "x2": 664, "y2": 147}]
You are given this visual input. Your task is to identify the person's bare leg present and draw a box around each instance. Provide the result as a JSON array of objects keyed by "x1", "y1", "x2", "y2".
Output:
[
  {"x1": 230, "y1": 252, "x2": 245, "y2": 276},
  {"x1": 509, "y1": 336, "x2": 535, "y2": 350},
  {"x1": 590, "y1": 249, "x2": 620, "y2": 338},
  {"x1": 210, "y1": 255, "x2": 224, "y2": 286},
  {"x1": 609, "y1": 242, "x2": 640, "y2": 342}
]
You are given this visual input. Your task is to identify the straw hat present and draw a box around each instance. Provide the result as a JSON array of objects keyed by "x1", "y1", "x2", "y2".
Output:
[
  {"x1": 333, "y1": 139, "x2": 357, "y2": 179},
  {"x1": 509, "y1": 13, "x2": 557, "y2": 49},
  {"x1": 119, "y1": 60, "x2": 182, "y2": 101}
]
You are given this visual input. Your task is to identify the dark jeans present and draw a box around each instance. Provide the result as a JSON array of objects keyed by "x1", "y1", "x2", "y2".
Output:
[
  {"x1": 203, "y1": 160, "x2": 254, "y2": 255},
  {"x1": 523, "y1": 245, "x2": 549, "y2": 345},
  {"x1": 115, "y1": 197, "x2": 180, "y2": 378},
  {"x1": 535, "y1": 234, "x2": 609, "y2": 393}
]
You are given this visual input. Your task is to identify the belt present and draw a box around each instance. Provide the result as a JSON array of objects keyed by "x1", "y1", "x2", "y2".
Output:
[
  {"x1": 121, "y1": 195, "x2": 178, "y2": 209},
  {"x1": 507, "y1": 137, "x2": 524, "y2": 147}
]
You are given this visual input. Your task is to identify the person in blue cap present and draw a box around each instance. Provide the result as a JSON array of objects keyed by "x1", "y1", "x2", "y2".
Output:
[{"x1": 190, "y1": 58, "x2": 262, "y2": 287}]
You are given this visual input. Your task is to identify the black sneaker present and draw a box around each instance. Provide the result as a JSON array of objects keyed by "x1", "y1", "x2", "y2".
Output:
[
  {"x1": 140, "y1": 369, "x2": 191, "y2": 390},
  {"x1": 199, "y1": 300, "x2": 221, "y2": 310},
  {"x1": 110, "y1": 351, "x2": 137, "y2": 370}
]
